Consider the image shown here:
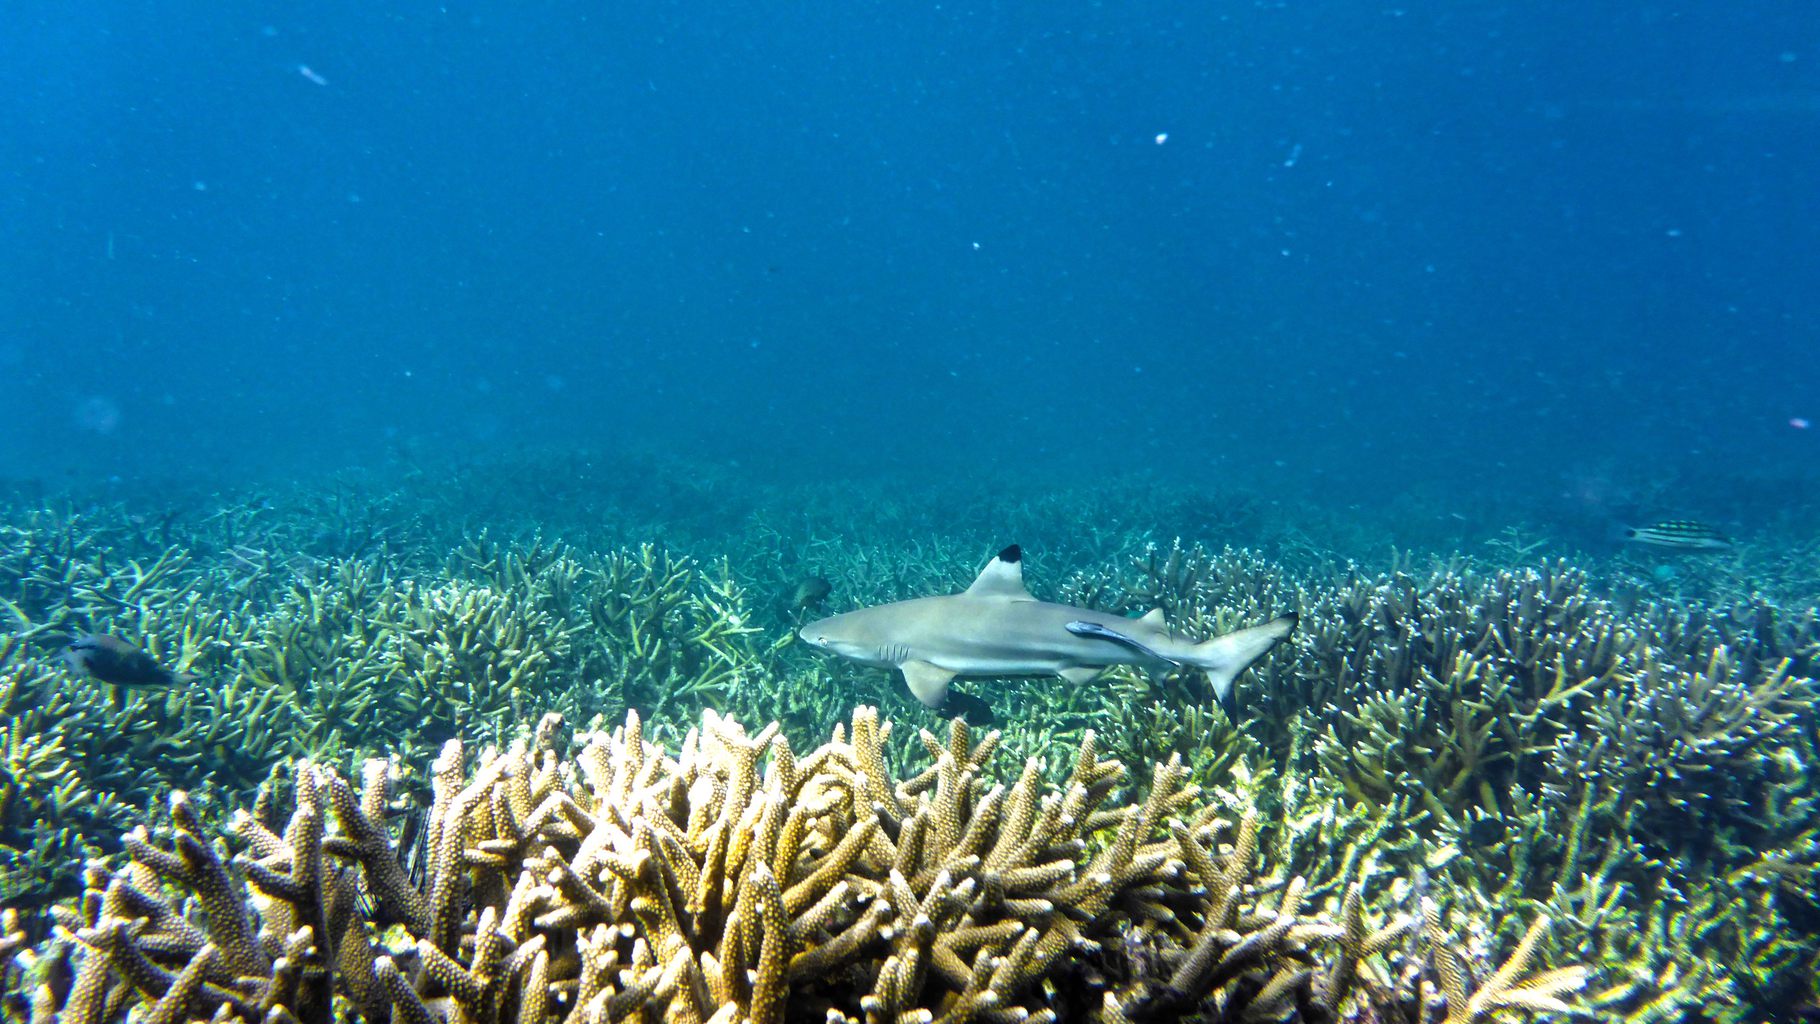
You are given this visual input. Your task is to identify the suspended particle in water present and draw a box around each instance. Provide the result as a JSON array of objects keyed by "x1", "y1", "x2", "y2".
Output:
[{"x1": 74, "y1": 396, "x2": 122, "y2": 434}]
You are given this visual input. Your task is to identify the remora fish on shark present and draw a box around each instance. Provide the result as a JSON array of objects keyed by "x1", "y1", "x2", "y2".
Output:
[{"x1": 799, "y1": 544, "x2": 1296, "y2": 715}]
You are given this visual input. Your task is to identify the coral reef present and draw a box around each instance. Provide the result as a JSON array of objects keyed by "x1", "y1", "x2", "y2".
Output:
[
  {"x1": 1026, "y1": 540, "x2": 1820, "y2": 1018},
  {"x1": 1, "y1": 457, "x2": 1816, "y2": 1020},
  {"x1": 0, "y1": 508, "x2": 773, "y2": 903},
  {"x1": 20, "y1": 708, "x2": 1582, "y2": 1024}
]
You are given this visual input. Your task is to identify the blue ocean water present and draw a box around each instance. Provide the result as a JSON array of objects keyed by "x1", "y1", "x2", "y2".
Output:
[{"x1": 2, "y1": 2, "x2": 1816, "y2": 515}]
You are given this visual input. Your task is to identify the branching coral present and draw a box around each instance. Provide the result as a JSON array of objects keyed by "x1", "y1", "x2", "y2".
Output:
[
  {"x1": 1553, "y1": 648, "x2": 1813, "y2": 841},
  {"x1": 237, "y1": 560, "x2": 399, "y2": 758},
  {"x1": 383, "y1": 576, "x2": 574, "y2": 738},
  {"x1": 0, "y1": 479, "x2": 1813, "y2": 1022},
  {"x1": 1020, "y1": 540, "x2": 1820, "y2": 1017},
  {"x1": 1421, "y1": 903, "x2": 1586, "y2": 1023},
  {"x1": 0, "y1": 634, "x2": 272, "y2": 905},
  {"x1": 568, "y1": 544, "x2": 764, "y2": 724},
  {"x1": 21, "y1": 707, "x2": 1584, "y2": 1024}
]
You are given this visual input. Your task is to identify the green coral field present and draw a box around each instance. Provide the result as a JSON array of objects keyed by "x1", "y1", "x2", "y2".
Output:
[{"x1": 1, "y1": 450, "x2": 1815, "y2": 1022}]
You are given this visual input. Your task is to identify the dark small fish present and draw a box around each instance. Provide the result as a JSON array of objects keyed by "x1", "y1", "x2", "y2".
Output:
[
  {"x1": 942, "y1": 690, "x2": 996, "y2": 727},
  {"x1": 789, "y1": 576, "x2": 833, "y2": 611},
  {"x1": 64, "y1": 634, "x2": 197, "y2": 687},
  {"x1": 1065, "y1": 620, "x2": 1179, "y2": 664},
  {"x1": 1624, "y1": 520, "x2": 1733, "y2": 552}
]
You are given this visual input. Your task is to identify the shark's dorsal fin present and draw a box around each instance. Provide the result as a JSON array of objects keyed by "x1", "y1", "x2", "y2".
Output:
[
  {"x1": 964, "y1": 545, "x2": 1033, "y2": 601},
  {"x1": 1139, "y1": 608, "x2": 1166, "y2": 627}
]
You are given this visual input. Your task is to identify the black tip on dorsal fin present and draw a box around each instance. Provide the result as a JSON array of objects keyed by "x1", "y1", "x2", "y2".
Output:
[{"x1": 997, "y1": 544, "x2": 1022, "y2": 564}]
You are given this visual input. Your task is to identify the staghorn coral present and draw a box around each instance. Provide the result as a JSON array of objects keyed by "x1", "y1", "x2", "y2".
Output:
[
  {"x1": 20, "y1": 706, "x2": 1584, "y2": 1024},
  {"x1": 0, "y1": 502, "x2": 776, "y2": 909},
  {"x1": 1050, "y1": 544, "x2": 1807, "y2": 832},
  {"x1": 1288, "y1": 560, "x2": 1634, "y2": 814},
  {"x1": 1183, "y1": 554, "x2": 1820, "y2": 861},
  {"x1": 1420, "y1": 903, "x2": 1586, "y2": 1023},
  {"x1": 382, "y1": 576, "x2": 574, "y2": 740},
  {"x1": 569, "y1": 544, "x2": 763, "y2": 723},
  {"x1": 0, "y1": 633, "x2": 283, "y2": 906},
  {"x1": 1016, "y1": 539, "x2": 1820, "y2": 1016},
  {"x1": 238, "y1": 553, "x2": 577, "y2": 765},
  {"x1": 1551, "y1": 648, "x2": 1812, "y2": 845},
  {"x1": 1, "y1": 475, "x2": 1816, "y2": 1021},
  {"x1": 236, "y1": 559, "x2": 401, "y2": 759}
]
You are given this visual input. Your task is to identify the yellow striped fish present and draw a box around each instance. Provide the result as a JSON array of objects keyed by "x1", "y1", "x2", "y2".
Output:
[{"x1": 1623, "y1": 520, "x2": 1733, "y2": 552}]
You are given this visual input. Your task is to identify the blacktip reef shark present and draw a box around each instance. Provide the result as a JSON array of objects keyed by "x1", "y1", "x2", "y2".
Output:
[{"x1": 799, "y1": 545, "x2": 1296, "y2": 717}]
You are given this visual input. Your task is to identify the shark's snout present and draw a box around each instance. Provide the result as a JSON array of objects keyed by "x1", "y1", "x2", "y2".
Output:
[{"x1": 799, "y1": 614, "x2": 873, "y2": 660}]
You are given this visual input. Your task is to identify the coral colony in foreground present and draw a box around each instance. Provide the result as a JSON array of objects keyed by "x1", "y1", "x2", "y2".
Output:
[{"x1": 20, "y1": 709, "x2": 1582, "y2": 1023}]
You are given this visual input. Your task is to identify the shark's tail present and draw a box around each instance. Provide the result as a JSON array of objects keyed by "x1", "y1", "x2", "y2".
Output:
[{"x1": 1189, "y1": 614, "x2": 1297, "y2": 715}]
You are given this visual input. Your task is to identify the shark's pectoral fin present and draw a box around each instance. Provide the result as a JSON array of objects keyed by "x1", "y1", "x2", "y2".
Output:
[
  {"x1": 900, "y1": 660, "x2": 958, "y2": 708},
  {"x1": 1058, "y1": 666, "x2": 1102, "y2": 685}
]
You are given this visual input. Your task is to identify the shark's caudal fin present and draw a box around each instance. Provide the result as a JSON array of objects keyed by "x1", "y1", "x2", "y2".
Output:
[{"x1": 1189, "y1": 614, "x2": 1297, "y2": 714}]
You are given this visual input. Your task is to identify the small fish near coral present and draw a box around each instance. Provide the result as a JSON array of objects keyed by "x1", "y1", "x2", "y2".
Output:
[
  {"x1": 799, "y1": 543, "x2": 1295, "y2": 719},
  {"x1": 1623, "y1": 519, "x2": 1734, "y2": 552},
  {"x1": 62, "y1": 633, "x2": 198, "y2": 687},
  {"x1": 787, "y1": 574, "x2": 833, "y2": 611}
]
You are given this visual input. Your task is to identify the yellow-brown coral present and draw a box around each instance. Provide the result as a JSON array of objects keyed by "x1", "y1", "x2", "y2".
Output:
[{"x1": 27, "y1": 706, "x2": 1583, "y2": 1024}]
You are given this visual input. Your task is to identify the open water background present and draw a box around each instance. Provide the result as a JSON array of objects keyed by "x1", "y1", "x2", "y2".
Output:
[{"x1": 2, "y1": 2, "x2": 1816, "y2": 523}]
